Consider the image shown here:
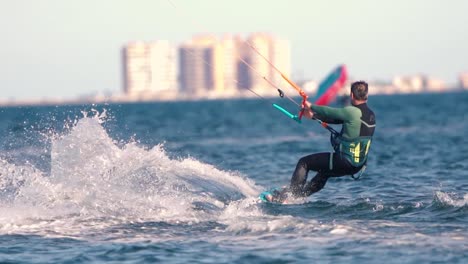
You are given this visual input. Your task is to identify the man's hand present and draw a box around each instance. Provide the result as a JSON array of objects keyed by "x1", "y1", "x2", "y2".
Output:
[
  {"x1": 302, "y1": 100, "x2": 314, "y2": 119},
  {"x1": 303, "y1": 107, "x2": 314, "y2": 119}
]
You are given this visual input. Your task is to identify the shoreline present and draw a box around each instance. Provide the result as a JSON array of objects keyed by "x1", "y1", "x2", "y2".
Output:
[{"x1": 0, "y1": 88, "x2": 465, "y2": 108}]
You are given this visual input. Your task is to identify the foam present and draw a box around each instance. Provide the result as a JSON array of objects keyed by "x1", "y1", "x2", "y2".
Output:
[
  {"x1": 0, "y1": 114, "x2": 264, "y2": 234},
  {"x1": 435, "y1": 191, "x2": 468, "y2": 207}
]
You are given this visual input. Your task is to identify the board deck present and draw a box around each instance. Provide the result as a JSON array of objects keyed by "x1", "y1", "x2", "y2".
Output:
[{"x1": 258, "y1": 187, "x2": 288, "y2": 204}]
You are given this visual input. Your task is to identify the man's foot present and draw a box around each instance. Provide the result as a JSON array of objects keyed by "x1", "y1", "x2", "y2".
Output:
[{"x1": 265, "y1": 188, "x2": 289, "y2": 204}]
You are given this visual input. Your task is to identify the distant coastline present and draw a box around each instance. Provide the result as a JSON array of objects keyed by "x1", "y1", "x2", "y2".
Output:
[{"x1": 0, "y1": 86, "x2": 465, "y2": 108}]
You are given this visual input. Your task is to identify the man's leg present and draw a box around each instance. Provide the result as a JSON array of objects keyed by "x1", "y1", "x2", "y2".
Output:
[
  {"x1": 289, "y1": 153, "x2": 331, "y2": 197},
  {"x1": 301, "y1": 152, "x2": 361, "y2": 196},
  {"x1": 303, "y1": 172, "x2": 329, "y2": 196}
]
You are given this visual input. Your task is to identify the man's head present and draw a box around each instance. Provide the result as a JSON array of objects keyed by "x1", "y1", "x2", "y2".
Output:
[{"x1": 350, "y1": 81, "x2": 368, "y2": 101}]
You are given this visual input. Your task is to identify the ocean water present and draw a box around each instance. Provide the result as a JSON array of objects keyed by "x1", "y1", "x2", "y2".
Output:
[{"x1": 0, "y1": 92, "x2": 467, "y2": 263}]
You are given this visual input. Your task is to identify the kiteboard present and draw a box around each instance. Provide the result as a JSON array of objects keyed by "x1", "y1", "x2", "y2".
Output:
[{"x1": 258, "y1": 186, "x2": 289, "y2": 204}]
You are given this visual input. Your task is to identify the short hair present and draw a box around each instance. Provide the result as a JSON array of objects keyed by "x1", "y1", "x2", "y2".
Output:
[{"x1": 351, "y1": 81, "x2": 368, "y2": 100}]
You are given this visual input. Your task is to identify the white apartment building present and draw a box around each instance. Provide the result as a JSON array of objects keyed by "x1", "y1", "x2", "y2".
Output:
[
  {"x1": 179, "y1": 45, "x2": 213, "y2": 94},
  {"x1": 459, "y1": 72, "x2": 468, "y2": 90},
  {"x1": 122, "y1": 33, "x2": 291, "y2": 99},
  {"x1": 148, "y1": 41, "x2": 177, "y2": 93},
  {"x1": 240, "y1": 33, "x2": 291, "y2": 95},
  {"x1": 123, "y1": 42, "x2": 149, "y2": 94},
  {"x1": 220, "y1": 35, "x2": 242, "y2": 94},
  {"x1": 270, "y1": 37, "x2": 291, "y2": 90},
  {"x1": 123, "y1": 41, "x2": 177, "y2": 97},
  {"x1": 244, "y1": 33, "x2": 272, "y2": 94}
]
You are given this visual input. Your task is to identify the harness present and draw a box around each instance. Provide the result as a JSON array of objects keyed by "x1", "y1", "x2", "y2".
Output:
[
  {"x1": 329, "y1": 122, "x2": 373, "y2": 180},
  {"x1": 333, "y1": 135, "x2": 372, "y2": 167}
]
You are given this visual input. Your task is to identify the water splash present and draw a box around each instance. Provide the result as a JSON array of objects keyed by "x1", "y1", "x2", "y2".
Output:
[
  {"x1": 434, "y1": 191, "x2": 468, "y2": 207},
  {"x1": 0, "y1": 115, "x2": 262, "y2": 229}
]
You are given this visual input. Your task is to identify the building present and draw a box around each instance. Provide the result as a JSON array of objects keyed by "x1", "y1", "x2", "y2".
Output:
[
  {"x1": 244, "y1": 33, "x2": 271, "y2": 93},
  {"x1": 122, "y1": 41, "x2": 177, "y2": 99},
  {"x1": 122, "y1": 33, "x2": 292, "y2": 100},
  {"x1": 459, "y1": 72, "x2": 468, "y2": 90},
  {"x1": 122, "y1": 42, "x2": 150, "y2": 95},
  {"x1": 425, "y1": 77, "x2": 446, "y2": 92},
  {"x1": 148, "y1": 41, "x2": 177, "y2": 94},
  {"x1": 220, "y1": 34, "x2": 243, "y2": 95},
  {"x1": 393, "y1": 75, "x2": 425, "y2": 93},
  {"x1": 269, "y1": 37, "x2": 291, "y2": 91},
  {"x1": 238, "y1": 33, "x2": 291, "y2": 95},
  {"x1": 179, "y1": 36, "x2": 225, "y2": 96}
]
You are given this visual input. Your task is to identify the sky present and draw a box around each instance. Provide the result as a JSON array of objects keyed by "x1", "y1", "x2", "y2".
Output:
[{"x1": 1, "y1": 0, "x2": 467, "y2": 100}]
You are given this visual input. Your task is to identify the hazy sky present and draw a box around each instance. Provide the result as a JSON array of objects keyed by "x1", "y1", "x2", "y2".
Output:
[{"x1": 1, "y1": 0, "x2": 467, "y2": 100}]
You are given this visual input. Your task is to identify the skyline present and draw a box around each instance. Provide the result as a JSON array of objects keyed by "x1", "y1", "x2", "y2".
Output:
[
  {"x1": 122, "y1": 33, "x2": 292, "y2": 97},
  {"x1": 1, "y1": 0, "x2": 468, "y2": 100}
]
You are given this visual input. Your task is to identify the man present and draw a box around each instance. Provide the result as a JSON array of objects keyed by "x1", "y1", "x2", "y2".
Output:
[{"x1": 268, "y1": 81, "x2": 376, "y2": 203}]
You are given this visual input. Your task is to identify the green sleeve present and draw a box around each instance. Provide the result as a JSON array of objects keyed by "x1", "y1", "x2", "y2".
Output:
[
  {"x1": 311, "y1": 105, "x2": 355, "y2": 122},
  {"x1": 311, "y1": 105, "x2": 363, "y2": 139}
]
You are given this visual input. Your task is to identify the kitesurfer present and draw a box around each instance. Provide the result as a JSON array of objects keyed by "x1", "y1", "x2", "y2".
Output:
[{"x1": 269, "y1": 81, "x2": 376, "y2": 203}]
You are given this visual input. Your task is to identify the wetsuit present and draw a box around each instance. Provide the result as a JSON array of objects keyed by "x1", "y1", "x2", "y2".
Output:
[{"x1": 289, "y1": 103, "x2": 376, "y2": 197}]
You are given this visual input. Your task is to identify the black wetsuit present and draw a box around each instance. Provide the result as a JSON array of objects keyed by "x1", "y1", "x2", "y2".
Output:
[{"x1": 289, "y1": 103, "x2": 376, "y2": 197}]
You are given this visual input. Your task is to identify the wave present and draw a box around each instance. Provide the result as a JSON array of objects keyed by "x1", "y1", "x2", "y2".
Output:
[
  {"x1": 434, "y1": 191, "x2": 468, "y2": 207},
  {"x1": 1, "y1": 112, "x2": 466, "y2": 239},
  {"x1": 0, "y1": 114, "x2": 262, "y2": 231}
]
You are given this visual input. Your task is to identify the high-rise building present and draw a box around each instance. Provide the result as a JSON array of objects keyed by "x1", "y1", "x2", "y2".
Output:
[
  {"x1": 239, "y1": 33, "x2": 291, "y2": 94},
  {"x1": 122, "y1": 41, "x2": 177, "y2": 97},
  {"x1": 237, "y1": 40, "x2": 251, "y2": 90},
  {"x1": 148, "y1": 41, "x2": 177, "y2": 93},
  {"x1": 122, "y1": 33, "x2": 291, "y2": 99},
  {"x1": 425, "y1": 77, "x2": 446, "y2": 92},
  {"x1": 179, "y1": 45, "x2": 212, "y2": 94},
  {"x1": 459, "y1": 72, "x2": 468, "y2": 90},
  {"x1": 123, "y1": 42, "x2": 150, "y2": 94},
  {"x1": 393, "y1": 75, "x2": 425, "y2": 93},
  {"x1": 220, "y1": 35, "x2": 242, "y2": 94},
  {"x1": 179, "y1": 36, "x2": 225, "y2": 95},
  {"x1": 270, "y1": 37, "x2": 291, "y2": 89},
  {"x1": 245, "y1": 33, "x2": 272, "y2": 93}
]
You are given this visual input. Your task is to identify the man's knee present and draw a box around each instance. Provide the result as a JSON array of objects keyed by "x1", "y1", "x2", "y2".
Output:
[
  {"x1": 304, "y1": 173, "x2": 329, "y2": 196},
  {"x1": 297, "y1": 156, "x2": 309, "y2": 168}
]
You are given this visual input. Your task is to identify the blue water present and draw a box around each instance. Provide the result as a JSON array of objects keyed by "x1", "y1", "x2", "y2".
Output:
[{"x1": 0, "y1": 92, "x2": 467, "y2": 263}]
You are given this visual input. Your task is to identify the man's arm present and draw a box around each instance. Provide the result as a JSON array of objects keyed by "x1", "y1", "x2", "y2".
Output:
[
  {"x1": 305, "y1": 101, "x2": 354, "y2": 123},
  {"x1": 313, "y1": 112, "x2": 343, "y2": 124}
]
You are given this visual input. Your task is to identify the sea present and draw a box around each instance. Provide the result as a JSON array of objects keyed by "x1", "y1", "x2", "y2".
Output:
[{"x1": 0, "y1": 92, "x2": 467, "y2": 263}]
